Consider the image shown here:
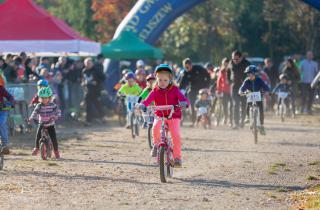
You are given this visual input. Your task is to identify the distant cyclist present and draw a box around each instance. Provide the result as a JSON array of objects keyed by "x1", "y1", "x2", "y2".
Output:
[{"x1": 239, "y1": 65, "x2": 269, "y2": 135}]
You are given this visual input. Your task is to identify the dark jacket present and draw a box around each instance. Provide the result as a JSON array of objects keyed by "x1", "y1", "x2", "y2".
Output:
[
  {"x1": 239, "y1": 77, "x2": 270, "y2": 94},
  {"x1": 179, "y1": 65, "x2": 211, "y2": 93},
  {"x1": 82, "y1": 66, "x2": 106, "y2": 95},
  {"x1": 263, "y1": 66, "x2": 278, "y2": 88},
  {"x1": 0, "y1": 85, "x2": 14, "y2": 107},
  {"x1": 228, "y1": 58, "x2": 251, "y2": 90},
  {"x1": 282, "y1": 67, "x2": 300, "y2": 85}
]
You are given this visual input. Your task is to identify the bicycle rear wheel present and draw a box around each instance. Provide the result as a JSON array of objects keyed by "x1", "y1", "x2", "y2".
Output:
[
  {"x1": 0, "y1": 153, "x2": 4, "y2": 170},
  {"x1": 159, "y1": 147, "x2": 172, "y2": 183},
  {"x1": 147, "y1": 125, "x2": 153, "y2": 149}
]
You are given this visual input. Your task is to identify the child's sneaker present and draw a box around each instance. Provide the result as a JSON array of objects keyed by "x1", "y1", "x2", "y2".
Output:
[
  {"x1": 31, "y1": 148, "x2": 39, "y2": 156},
  {"x1": 54, "y1": 150, "x2": 61, "y2": 159},
  {"x1": 260, "y1": 126, "x2": 266, "y2": 135},
  {"x1": 174, "y1": 158, "x2": 182, "y2": 168},
  {"x1": 150, "y1": 145, "x2": 157, "y2": 157}
]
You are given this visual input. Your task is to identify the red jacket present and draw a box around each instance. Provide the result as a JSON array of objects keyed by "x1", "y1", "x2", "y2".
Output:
[
  {"x1": 136, "y1": 80, "x2": 147, "y2": 89},
  {"x1": 216, "y1": 69, "x2": 231, "y2": 94},
  {"x1": 142, "y1": 85, "x2": 189, "y2": 119}
]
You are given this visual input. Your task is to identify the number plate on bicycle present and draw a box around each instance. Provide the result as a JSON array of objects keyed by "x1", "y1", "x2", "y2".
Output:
[
  {"x1": 278, "y1": 92, "x2": 288, "y2": 99},
  {"x1": 247, "y1": 92, "x2": 262, "y2": 103},
  {"x1": 127, "y1": 96, "x2": 139, "y2": 103},
  {"x1": 198, "y1": 107, "x2": 208, "y2": 114}
]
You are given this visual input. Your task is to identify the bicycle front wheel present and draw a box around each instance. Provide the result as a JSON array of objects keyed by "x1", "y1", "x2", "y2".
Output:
[
  {"x1": 147, "y1": 125, "x2": 153, "y2": 149},
  {"x1": 159, "y1": 147, "x2": 172, "y2": 183},
  {"x1": 130, "y1": 113, "x2": 135, "y2": 139},
  {"x1": 40, "y1": 141, "x2": 48, "y2": 160},
  {"x1": 253, "y1": 109, "x2": 258, "y2": 144}
]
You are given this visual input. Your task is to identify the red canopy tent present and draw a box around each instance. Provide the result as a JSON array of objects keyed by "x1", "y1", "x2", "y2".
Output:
[{"x1": 0, "y1": 0, "x2": 100, "y2": 55}]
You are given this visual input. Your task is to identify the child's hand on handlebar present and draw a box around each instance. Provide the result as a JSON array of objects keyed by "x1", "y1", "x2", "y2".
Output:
[{"x1": 136, "y1": 103, "x2": 147, "y2": 112}]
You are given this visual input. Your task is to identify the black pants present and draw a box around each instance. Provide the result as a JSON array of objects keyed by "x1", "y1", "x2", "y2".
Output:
[
  {"x1": 300, "y1": 83, "x2": 314, "y2": 113},
  {"x1": 247, "y1": 101, "x2": 264, "y2": 125},
  {"x1": 222, "y1": 93, "x2": 233, "y2": 124},
  {"x1": 188, "y1": 91, "x2": 198, "y2": 124},
  {"x1": 35, "y1": 125, "x2": 58, "y2": 151},
  {"x1": 85, "y1": 91, "x2": 103, "y2": 122},
  {"x1": 232, "y1": 88, "x2": 246, "y2": 126}
]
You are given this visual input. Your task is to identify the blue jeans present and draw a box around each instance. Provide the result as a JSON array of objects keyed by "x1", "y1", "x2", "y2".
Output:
[{"x1": 0, "y1": 111, "x2": 9, "y2": 146}]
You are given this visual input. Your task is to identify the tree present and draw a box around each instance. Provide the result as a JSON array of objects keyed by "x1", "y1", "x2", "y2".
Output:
[
  {"x1": 92, "y1": 0, "x2": 137, "y2": 43},
  {"x1": 36, "y1": 0, "x2": 98, "y2": 41}
]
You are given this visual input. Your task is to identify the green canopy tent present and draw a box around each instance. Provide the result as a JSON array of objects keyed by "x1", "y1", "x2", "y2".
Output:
[{"x1": 101, "y1": 30, "x2": 163, "y2": 59}]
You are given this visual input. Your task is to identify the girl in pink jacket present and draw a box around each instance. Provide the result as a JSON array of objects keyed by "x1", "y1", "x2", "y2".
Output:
[{"x1": 141, "y1": 64, "x2": 189, "y2": 167}]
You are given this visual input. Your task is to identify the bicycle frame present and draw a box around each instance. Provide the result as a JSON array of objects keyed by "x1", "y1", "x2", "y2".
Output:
[{"x1": 147, "y1": 105, "x2": 175, "y2": 164}]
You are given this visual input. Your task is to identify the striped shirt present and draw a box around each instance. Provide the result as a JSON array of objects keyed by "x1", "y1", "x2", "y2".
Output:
[{"x1": 30, "y1": 102, "x2": 61, "y2": 125}]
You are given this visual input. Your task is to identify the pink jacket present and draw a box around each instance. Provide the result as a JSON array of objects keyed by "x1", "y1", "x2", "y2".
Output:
[{"x1": 142, "y1": 85, "x2": 189, "y2": 119}]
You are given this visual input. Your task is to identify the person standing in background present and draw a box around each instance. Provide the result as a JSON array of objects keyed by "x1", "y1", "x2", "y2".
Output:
[
  {"x1": 228, "y1": 50, "x2": 251, "y2": 129},
  {"x1": 300, "y1": 51, "x2": 318, "y2": 114}
]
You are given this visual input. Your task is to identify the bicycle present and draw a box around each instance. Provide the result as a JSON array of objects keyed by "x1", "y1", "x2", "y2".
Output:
[
  {"x1": 127, "y1": 96, "x2": 140, "y2": 139},
  {"x1": 33, "y1": 122, "x2": 54, "y2": 160},
  {"x1": 276, "y1": 92, "x2": 288, "y2": 122},
  {"x1": 197, "y1": 106, "x2": 210, "y2": 129},
  {"x1": 147, "y1": 105, "x2": 177, "y2": 183},
  {"x1": 116, "y1": 95, "x2": 127, "y2": 127},
  {"x1": 245, "y1": 91, "x2": 262, "y2": 144},
  {"x1": 143, "y1": 110, "x2": 154, "y2": 149},
  {"x1": 213, "y1": 93, "x2": 223, "y2": 126}
]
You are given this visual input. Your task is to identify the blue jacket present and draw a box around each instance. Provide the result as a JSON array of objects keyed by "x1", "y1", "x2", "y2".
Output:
[{"x1": 239, "y1": 77, "x2": 270, "y2": 94}]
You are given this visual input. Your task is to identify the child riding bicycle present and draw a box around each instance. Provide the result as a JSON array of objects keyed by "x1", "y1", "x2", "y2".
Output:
[
  {"x1": 239, "y1": 65, "x2": 269, "y2": 135},
  {"x1": 29, "y1": 87, "x2": 61, "y2": 159},
  {"x1": 138, "y1": 74, "x2": 156, "y2": 128},
  {"x1": 195, "y1": 89, "x2": 212, "y2": 128},
  {"x1": 118, "y1": 72, "x2": 142, "y2": 128},
  {"x1": 30, "y1": 79, "x2": 49, "y2": 106},
  {"x1": 0, "y1": 85, "x2": 14, "y2": 154},
  {"x1": 139, "y1": 64, "x2": 189, "y2": 167},
  {"x1": 273, "y1": 74, "x2": 292, "y2": 114}
]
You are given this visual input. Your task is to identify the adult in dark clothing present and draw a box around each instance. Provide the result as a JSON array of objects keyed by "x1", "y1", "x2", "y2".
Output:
[
  {"x1": 82, "y1": 58, "x2": 106, "y2": 123},
  {"x1": 53, "y1": 57, "x2": 68, "y2": 112},
  {"x1": 228, "y1": 50, "x2": 251, "y2": 129},
  {"x1": 263, "y1": 58, "x2": 278, "y2": 110},
  {"x1": 24, "y1": 58, "x2": 39, "y2": 81},
  {"x1": 179, "y1": 58, "x2": 211, "y2": 126},
  {"x1": 66, "y1": 60, "x2": 83, "y2": 113},
  {"x1": 282, "y1": 58, "x2": 300, "y2": 116},
  {"x1": 4, "y1": 61, "x2": 19, "y2": 83}
]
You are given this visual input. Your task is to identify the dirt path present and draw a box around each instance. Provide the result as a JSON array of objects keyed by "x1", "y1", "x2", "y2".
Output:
[{"x1": 0, "y1": 115, "x2": 320, "y2": 210}]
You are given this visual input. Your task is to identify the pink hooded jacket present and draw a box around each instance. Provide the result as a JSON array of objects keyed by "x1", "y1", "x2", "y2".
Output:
[{"x1": 142, "y1": 85, "x2": 189, "y2": 119}]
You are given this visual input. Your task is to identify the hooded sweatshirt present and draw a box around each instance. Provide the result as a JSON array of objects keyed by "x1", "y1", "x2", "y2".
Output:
[{"x1": 142, "y1": 85, "x2": 189, "y2": 119}]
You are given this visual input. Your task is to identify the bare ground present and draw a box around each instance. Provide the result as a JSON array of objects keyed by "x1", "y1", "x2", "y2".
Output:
[{"x1": 0, "y1": 114, "x2": 320, "y2": 210}]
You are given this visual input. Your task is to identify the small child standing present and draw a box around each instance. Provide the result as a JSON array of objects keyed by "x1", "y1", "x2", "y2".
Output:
[{"x1": 29, "y1": 87, "x2": 61, "y2": 158}]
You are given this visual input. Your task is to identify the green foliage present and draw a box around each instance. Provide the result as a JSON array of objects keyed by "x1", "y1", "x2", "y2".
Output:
[
  {"x1": 35, "y1": 0, "x2": 98, "y2": 41},
  {"x1": 160, "y1": 0, "x2": 320, "y2": 64}
]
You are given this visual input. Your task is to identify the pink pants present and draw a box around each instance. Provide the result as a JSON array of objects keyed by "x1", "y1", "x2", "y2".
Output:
[{"x1": 152, "y1": 118, "x2": 181, "y2": 159}]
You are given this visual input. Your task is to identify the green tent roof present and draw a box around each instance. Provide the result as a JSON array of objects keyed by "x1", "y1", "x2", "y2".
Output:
[{"x1": 101, "y1": 30, "x2": 163, "y2": 60}]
